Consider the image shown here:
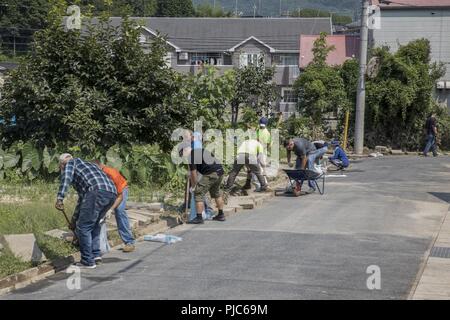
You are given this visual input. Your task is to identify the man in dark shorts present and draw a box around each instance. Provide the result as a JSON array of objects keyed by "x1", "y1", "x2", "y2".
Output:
[{"x1": 183, "y1": 146, "x2": 226, "y2": 224}]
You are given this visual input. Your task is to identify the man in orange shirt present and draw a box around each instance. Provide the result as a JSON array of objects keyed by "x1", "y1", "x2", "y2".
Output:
[{"x1": 95, "y1": 161, "x2": 135, "y2": 253}]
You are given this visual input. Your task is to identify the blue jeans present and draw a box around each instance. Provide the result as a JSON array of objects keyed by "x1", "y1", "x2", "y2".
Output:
[
  {"x1": 115, "y1": 187, "x2": 135, "y2": 245},
  {"x1": 77, "y1": 189, "x2": 116, "y2": 266},
  {"x1": 423, "y1": 134, "x2": 437, "y2": 156},
  {"x1": 296, "y1": 147, "x2": 328, "y2": 189}
]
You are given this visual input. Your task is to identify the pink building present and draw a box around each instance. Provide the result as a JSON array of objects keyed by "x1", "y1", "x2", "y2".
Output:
[{"x1": 299, "y1": 35, "x2": 360, "y2": 69}]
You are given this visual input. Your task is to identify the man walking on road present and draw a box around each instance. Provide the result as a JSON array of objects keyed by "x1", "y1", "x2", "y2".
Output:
[
  {"x1": 56, "y1": 154, "x2": 117, "y2": 269},
  {"x1": 423, "y1": 113, "x2": 438, "y2": 157},
  {"x1": 95, "y1": 161, "x2": 136, "y2": 253}
]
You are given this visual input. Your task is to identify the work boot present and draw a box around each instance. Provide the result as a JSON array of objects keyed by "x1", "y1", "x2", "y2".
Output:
[
  {"x1": 188, "y1": 216, "x2": 204, "y2": 224},
  {"x1": 212, "y1": 213, "x2": 226, "y2": 222},
  {"x1": 123, "y1": 244, "x2": 135, "y2": 253},
  {"x1": 242, "y1": 180, "x2": 252, "y2": 190}
]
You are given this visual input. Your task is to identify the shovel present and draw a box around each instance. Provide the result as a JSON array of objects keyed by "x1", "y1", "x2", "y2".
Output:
[{"x1": 57, "y1": 207, "x2": 79, "y2": 246}]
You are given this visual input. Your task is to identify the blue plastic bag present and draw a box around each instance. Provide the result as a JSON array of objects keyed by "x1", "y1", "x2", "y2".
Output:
[{"x1": 189, "y1": 191, "x2": 215, "y2": 222}]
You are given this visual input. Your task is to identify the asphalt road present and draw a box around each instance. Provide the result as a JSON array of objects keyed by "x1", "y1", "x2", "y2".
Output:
[{"x1": 4, "y1": 156, "x2": 450, "y2": 300}]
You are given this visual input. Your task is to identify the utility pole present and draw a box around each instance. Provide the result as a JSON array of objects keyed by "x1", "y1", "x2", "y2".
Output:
[
  {"x1": 253, "y1": 4, "x2": 257, "y2": 18},
  {"x1": 235, "y1": 0, "x2": 238, "y2": 17},
  {"x1": 279, "y1": 0, "x2": 282, "y2": 16},
  {"x1": 354, "y1": 0, "x2": 369, "y2": 154}
]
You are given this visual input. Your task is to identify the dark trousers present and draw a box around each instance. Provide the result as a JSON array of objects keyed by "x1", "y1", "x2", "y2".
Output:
[
  {"x1": 226, "y1": 153, "x2": 267, "y2": 189},
  {"x1": 77, "y1": 189, "x2": 116, "y2": 266},
  {"x1": 423, "y1": 134, "x2": 437, "y2": 156}
]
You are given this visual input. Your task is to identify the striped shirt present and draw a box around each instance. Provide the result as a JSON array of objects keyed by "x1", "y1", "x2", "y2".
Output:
[{"x1": 57, "y1": 158, "x2": 117, "y2": 200}]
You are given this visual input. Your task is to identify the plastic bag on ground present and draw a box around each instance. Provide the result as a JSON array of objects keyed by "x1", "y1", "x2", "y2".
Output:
[
  {"x1": 144, "y1": 234, "x2": 183, "y2": 244},
  {"x1": 99, "y1": 221, "x2": 110, "y2": 254}
]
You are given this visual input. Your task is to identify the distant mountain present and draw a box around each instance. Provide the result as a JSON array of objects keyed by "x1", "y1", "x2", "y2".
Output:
[{"x1": 193, "y1": 0, "x2": 359, "y2": 17}]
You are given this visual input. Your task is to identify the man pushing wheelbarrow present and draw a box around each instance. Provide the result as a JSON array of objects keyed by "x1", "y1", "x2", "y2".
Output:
[{"x1": 282, "y1": 137, "x2": 328, "y2": 196}]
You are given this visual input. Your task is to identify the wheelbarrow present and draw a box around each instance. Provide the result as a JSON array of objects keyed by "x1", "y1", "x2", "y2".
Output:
[{"x1": 275, "y1": 169, "x2": 326, "y2": 197}]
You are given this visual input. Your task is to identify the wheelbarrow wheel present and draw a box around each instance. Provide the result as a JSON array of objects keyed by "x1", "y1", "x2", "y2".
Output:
[{"x1": 294, "y1": 181, "x2": 302, "y2": 197}]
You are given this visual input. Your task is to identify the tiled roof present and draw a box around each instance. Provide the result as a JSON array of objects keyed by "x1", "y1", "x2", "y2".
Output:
[{"x1": 83, "y1": 17, "x2": 332, "y2": 52}]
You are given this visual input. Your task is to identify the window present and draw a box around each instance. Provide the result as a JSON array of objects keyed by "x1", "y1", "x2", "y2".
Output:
[
  {"x1": 273, "y1": 54, "x2": 299, "y2": 66},
  {"x1": 239, "y1": 53, "x2": 263, "y2": 68},
  {"x1": 189, "y1": 53, "x2": 226, "y2": 66},
  {"x1": 282, "y1": 88, "x2": 298, "y2": 103}
]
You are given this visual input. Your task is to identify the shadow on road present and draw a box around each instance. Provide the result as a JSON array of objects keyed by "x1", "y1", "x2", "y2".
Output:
[{"x1": 429, "y1": 192, "x2": 450, "y2": 203}]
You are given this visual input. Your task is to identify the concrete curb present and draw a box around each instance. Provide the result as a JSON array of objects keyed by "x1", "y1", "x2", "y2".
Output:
[
  {"x1": 0, "y1": 178, "x2": 285, "y2": 297},
  {"x1": 407, "y1": 207, "x2": 450, "y2": 300},
  {"x1": 0, "y1": 252, "x2": 80, "y2": 296},
  {"x1": 0, "y1": 216, "x2": 181, "y2": 297}
]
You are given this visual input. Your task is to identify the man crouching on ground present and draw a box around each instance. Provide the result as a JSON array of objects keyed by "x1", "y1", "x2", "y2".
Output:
[
  {"x1": 181, "y1": 146, "x2": 226, "y2": 224},
  {"x1": 55, "y1": 153, "x2": 117, "y2": 269}
]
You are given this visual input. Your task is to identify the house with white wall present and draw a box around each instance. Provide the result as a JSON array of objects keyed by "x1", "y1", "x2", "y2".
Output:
[
  {"x1": 371, "y1": 0, "x2": 450, "y2": 109},
  {"x1": 103, "y1": 17, "x2": 332, "y2": 117}
]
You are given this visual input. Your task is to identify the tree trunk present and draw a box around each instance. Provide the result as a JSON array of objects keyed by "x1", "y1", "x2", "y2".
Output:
[{"x1": 231, "y1": 103, "x2": 239, "y2": 127}]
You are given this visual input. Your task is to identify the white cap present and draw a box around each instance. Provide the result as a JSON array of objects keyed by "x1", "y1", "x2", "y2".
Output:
[{"x1": 59, "y1": 153, "x2": 73, "y2": 164}]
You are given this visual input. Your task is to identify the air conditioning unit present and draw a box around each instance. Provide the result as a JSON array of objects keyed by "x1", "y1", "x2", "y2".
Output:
[
  {"x1": 437, "y1": 81, "x2": 445, "y2": 89},
  {"x1": 179, "y1": 52, "x2": 189, "y2": 60}
]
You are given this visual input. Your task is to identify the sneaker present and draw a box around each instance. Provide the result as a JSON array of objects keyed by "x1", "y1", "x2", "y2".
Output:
[
  {"x1": 94, "y1": 257, "x2": 102, "y2": 265},
  {"x1": 74, "y1": 262, "x2": 96, "y2": 269},
  {"x1": 212, "y1": 214, "x2": 226, "y2": 222},
  {"x1": 123, "y1": 244, "x2": 136, "y2": 253},
  {"x1": 188, "y1": 216, "x2": 204, "y2": 224}
]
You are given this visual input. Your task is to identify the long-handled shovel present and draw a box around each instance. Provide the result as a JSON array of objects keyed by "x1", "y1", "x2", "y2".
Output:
[
  {"x1": 57, "y1": 207, "x2": 79, "y2": 246},
  {"x1": 181, "y1": 173, "x2": 190, "y2": 224}
]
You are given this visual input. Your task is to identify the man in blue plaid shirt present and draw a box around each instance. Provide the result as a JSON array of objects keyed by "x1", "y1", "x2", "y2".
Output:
[{"x1": 55, "y1": 153, "x2": 117, "y2": 269}]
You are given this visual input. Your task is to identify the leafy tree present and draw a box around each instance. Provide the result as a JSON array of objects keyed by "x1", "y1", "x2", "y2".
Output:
[
  {"x1": 156, "y1": 0, "x2": 195, "y2": 17},
  {"x1": 337, "y1": 58, "x2": 359, "y2": 143},
  {"x1": 82, "y1": 0, "x2": 158, "y2": 16},
  {"x1": 195, "y1": 3, "x2": 232, "y2": 17},
  {"x1": 294, "y1": 33, "x2": 350, "y2": 134},
  {"x1": 364, "y1": 39, "x2": 446, "y2": 149},
  {"x1": 0, "y1": 0, "x2": 51, "y2": 56},
  {"x1": 0, "y1": 7, "x2": 195, "y2": 153},
  {"x1": 187, "y1": 66, "x2": 235, "y2": 129},
  {"x1": 290, "y1": 8, "x2": 352, "y2": 25},
  {"x1": 230, "y1": 56, "x2": 278, "y2": 126}
]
